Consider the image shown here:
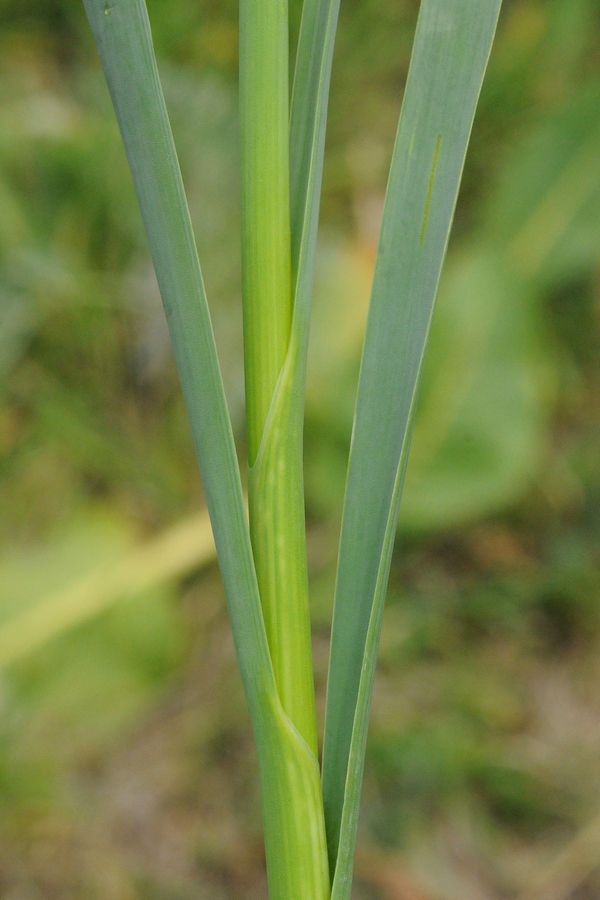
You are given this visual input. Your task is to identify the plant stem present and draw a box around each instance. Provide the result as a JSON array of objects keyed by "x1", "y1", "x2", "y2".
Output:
[
  {"x1": 240, "y1": 0, "x2": 291, "y2": 459},
  {"x1": 240, "y1": 0, "x2": 318, "y2": 756}
]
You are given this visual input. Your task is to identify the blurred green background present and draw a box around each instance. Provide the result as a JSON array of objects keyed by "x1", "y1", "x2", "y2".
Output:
[{"x1": 2, "y1": 0, "x2": 600, "y2": 897}]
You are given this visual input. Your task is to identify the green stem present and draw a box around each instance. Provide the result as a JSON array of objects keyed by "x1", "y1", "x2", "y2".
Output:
[
  {"x1": 240, "y1": 0, "x2": 291, "y2": 459},
  {"x1": 240, "y1": 0, "x2": 318, "y2": 756},
  {"x1": 240, "y1": 1, "x2": 329, "y2": 894}
]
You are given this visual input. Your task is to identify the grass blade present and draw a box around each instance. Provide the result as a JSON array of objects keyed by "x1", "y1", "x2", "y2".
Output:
[
  {"x1": 290, "y1": 0, "x2": 341, "y2": 312},
  {"x1": 82, "y1": 2, "x2": 328, "y2": 896},
  {"x1": 83, "y1": 0, "x2": 267, "y2": 715},
  {"x1": 322, "y1": 0, "x2": 503, "y2": 889}
]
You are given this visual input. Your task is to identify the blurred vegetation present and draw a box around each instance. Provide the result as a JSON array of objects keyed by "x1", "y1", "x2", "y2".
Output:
[{"x1": 2, "y1": 0, "x2": 600, "y2": 897}]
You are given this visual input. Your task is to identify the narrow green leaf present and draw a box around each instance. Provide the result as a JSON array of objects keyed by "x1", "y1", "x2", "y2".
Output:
[
  {"x1": 290, "y1": 0, "x2": 341, "y2": 349},
  {"x1": 322, "y1": 0, "x2": 503, "y2": 890},
  {"x1": 83, "y1": 0, "x2": 269, "y2": 718},
  {"x1": 82, "y1": 2, "x2": 329, "y2": 897}
]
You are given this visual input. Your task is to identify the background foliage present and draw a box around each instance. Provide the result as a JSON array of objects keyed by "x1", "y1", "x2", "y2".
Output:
[{"x1": 2, "y1": 0, "x2": 600, "y2": 897}]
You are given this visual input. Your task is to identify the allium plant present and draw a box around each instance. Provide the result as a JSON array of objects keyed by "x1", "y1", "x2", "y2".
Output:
[{"x1": 82, "y1": 0, "x2": 502, "y2": 896}]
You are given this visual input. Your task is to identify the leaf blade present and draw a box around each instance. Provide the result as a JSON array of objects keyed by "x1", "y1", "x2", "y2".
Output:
[
  {"x1": 290, "y1": 0, "x2": 341, "y2": 351},
  {"x1": 82, "y1": 3, "x2": 330, "y2": 897},
  {"x1": 83, "y1": 0, "x2": 270, "y2": 710},
  {"x1": 322, "y1": 0, "x2": 504, "y2": 888}
]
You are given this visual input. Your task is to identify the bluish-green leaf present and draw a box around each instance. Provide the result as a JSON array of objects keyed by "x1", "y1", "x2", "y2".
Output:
[
  {"x1": 82, "y1": 2, "x2": 329, "y2": 897},
  {"x1": 322, "y1": 0, "x2": 503, "y2": 891},
  {"x1": 83, "y1": 0, "x2": 269, "y2": 718},
  {"x1": 290, "y1": 0, "x2": 341, "y2": 359}
]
